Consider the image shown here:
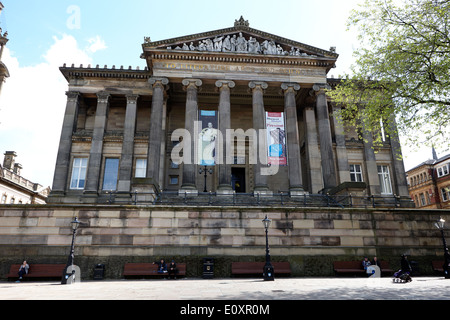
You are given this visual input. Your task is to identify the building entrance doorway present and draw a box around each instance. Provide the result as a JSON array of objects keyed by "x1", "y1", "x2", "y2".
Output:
[{"x1": 231, "y1": 168, "x2": 246, "y2": 193}]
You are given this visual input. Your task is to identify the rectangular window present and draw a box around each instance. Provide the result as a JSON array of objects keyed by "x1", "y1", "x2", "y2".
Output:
[
  {"x1": 437, "y1": 164, "x2": 449, "y2": 177},
  {"x1": 442, "y1": 188, "x2": 449, "y2": 202},
  {"x1": 102, "y1": 158, "x2": 120, "y2": 191},
  {"x1": 420, "y1": 193, "x2": 426, "y2": 206},
  {"x1": 169, "y1": 175, "x2": 179, "y2": 185},
  {"x1": 135, "y1": 159, "x2": 147, "y2": 178},
  {"x1": 70, "y1": 158, "x2": 88, "y2": 190},
  {"x1": 349, "y1": 164, "x2": 363, "y2": 182},
  {"x1": 377, "y1": 165, "x2": 393, "y2": 194}
]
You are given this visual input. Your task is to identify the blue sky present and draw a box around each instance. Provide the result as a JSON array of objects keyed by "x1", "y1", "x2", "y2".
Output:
[{"x1": 0, "y1": 0, "x2": 442, "y2": 188}]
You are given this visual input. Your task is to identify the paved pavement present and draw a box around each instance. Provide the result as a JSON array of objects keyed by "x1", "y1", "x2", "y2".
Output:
[{"x1": 1, "y1": 276, "x2": 449, "y2": 300}]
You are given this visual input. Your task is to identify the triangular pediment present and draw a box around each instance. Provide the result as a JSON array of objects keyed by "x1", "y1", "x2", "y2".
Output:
[{"x1": 143, "y1": 17, "x2": 338, "y2": 60}]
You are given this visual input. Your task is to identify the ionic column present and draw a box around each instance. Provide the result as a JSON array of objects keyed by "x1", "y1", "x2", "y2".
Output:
[
  {"x1": 282, "y1": 82, "x2": 304, "y2": 194},
  {"x1": 249, "y1": 81, "x2": 270, "y2": 193},
  {"x1": 332, "y1": 104, "x2": 351, "y2": 183},
  {"x1": 84, "y1": 92, "x2": 111, "y2": 195},
  {"x1": 386, "y1": 116, "x2": 409, "y2": 197},
  {"x1": 313, "y1": 83, "x2": 337, "y2": 192},
  {"x1": 216, "y1": 80, "x2": 235, "y2": 194},
  {"x1": 180, "y1": 79, "x2": 202, "y2": 194},
  {"x1": 146, "y1": 78, "x2": 169, "y2": 189},
  {"x1": 117, "y1": 94, "x2": 139, "y2": 194},
  {"x1": 362, "y1": 125, "x2": 381, "y2": 195},
  {"x1": 49, "y1": 91, "x2": 81, "y2": 197},
  {"x1": 303, "y1": 105, "x2": 324, "y2": 193}
]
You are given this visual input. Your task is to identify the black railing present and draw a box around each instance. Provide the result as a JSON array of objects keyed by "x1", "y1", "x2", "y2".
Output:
[{"x1": 101, "y1": 190, "x2": 412, "y2": 208}]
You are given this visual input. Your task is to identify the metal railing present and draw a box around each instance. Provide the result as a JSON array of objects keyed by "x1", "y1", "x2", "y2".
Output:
[{"x1": 101, "y1": 190, "x2": 413, "y2": 208}]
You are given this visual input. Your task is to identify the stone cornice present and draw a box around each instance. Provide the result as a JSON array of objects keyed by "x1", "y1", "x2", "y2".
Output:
[{"x1": 59, "y1": 64, "x2": 151, "y2": 81}]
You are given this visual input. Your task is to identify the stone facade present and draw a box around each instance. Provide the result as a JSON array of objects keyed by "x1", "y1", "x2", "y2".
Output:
[
  {"x1": 0, "y1": 204, "x2": 448, "y2": 279},
  {"x1": 47, "y1": 18, "x2": 411, "y2": 206},
  {"x1": 0, "y1": 151, "x2": 50, "y2": 204}
]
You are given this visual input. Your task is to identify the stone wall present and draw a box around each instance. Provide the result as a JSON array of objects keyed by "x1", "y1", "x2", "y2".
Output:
[{"x1": 0, "y1": 204, "x2": 448, "y2": 279}]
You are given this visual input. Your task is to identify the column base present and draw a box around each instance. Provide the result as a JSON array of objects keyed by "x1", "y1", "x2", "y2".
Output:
[
  {"x1": 254, "y1": 186, "x2": 273, "y2": 197},
  {"x1": 289, "y1": 187, "x2": 307, "y2": 197},
  {"x1": 179, "y1": 185, "x2": 198, "y2": 197},
  {"x1": 217, "y1": 185, "x2": 234, "y2": 196}
]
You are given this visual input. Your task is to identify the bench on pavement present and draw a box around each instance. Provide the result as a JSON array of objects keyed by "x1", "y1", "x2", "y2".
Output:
[
  {"x1": 123, "y1": 263, "x2": 186, "y2": 278},
  {"x1": 7, "y1": 264, "x2": 66, "y2": 281},
  {"x1": 333, "y1": 260, "x2": 393, "y2": 277},
  {"x1": 432, "y1": 261, "x2": 445, "y2": 274},
  {"x1": 231, "y1": 262, "x2": 291, "y2": 277}
]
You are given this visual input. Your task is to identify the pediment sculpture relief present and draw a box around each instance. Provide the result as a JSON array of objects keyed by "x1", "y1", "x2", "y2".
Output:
[{"x1": 165, "y1": 32, "x2": 313, "y2": 57}]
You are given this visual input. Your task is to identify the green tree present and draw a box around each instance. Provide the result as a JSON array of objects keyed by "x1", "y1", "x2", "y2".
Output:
[{"x1": 328, "y1": 0, "x2": 450, "y2": 151}]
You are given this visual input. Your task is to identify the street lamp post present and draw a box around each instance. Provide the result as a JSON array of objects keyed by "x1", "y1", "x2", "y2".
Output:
[
  {"x1": 199, "y1": 165, "x2": 213, "y2": 192},
  {"x1": 61, "y1": 217, "x2": 81, "y2": 284},
  {"x1": 262, "y1": 215, "x2": 274, "y2": 281},
  {"x1": 434, "y1": 217, "x2": 450, "y2": 279}
]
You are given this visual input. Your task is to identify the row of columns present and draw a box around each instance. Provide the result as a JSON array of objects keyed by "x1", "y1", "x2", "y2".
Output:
[{"x1": 51, "y1": 77, "x2": 350, "y2": 199}]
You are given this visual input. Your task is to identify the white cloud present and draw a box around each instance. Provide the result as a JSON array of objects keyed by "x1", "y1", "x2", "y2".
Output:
[
  {"x1": 86, "y1": 35, "x2": 107, "y2": 54},
  {"x1": 0, "y1": 34, "x2": 106, "y2": 187}
]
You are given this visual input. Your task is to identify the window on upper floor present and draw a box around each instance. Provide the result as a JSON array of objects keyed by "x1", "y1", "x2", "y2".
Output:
[
  {"x1": 441, "y1": 187, "x2": 450, "y2": 202},
  {"x1": 349, "y1": 164, "x2": 363, "y2": 182},
  {"x1": 70, "y1": 158, "x2": 88, "y2": 190},
  {"x1": 378, "y1": 165, "x2": 393, "y2": 194},
  {"x1": 102, "y1": 158, "x2": 120, "y2": 191},
  {"x1": 437, "y1": 164, "x2": 449, "y2": 178}
]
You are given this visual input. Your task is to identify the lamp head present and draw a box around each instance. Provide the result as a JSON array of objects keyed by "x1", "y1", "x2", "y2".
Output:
[
  {"x1": 71, "y1": 217, "x2": 81, "y2": 231},
  {"x1": 262, "y1": 215, "x2": 271, "y2": 230},
  {"x1": 435, "y1": 217, "x2": 445, "y2": 230}
]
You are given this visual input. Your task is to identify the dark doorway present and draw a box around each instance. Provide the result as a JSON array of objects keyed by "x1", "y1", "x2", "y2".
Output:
[{"x1": 231, "y1": 168, "x2": 246, "y2": 193}]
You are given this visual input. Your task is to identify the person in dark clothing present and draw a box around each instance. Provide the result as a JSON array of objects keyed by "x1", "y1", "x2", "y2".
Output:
[
  {"x1": 153, "y1": 259, "x2": 167, "y2": 274},
  {"x1": 168, "y1": 260, "x2": 178, "y2": 279},
  {"x1": 394, "y1": 254, "x2": 412, "y2": 282},
  {"x1": 16, "y1": 260, "x2": 29, "y2": 282},
  {"x1": 371, "y1": 256, "x2": 382, "y2": 272}
]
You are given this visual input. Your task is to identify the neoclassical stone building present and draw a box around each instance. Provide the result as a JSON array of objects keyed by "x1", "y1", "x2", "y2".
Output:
[{"x1": 48, "y1": 17, "x2": 410, "y2": 205}]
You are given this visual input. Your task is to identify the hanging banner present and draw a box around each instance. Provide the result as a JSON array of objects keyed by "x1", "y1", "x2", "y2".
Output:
[
  {"x1": 266, "y1": 112, "x2": 287, "y2": 166},
  {"x1": 198, "y1": 110, "x2": 218, "y2": 166}
]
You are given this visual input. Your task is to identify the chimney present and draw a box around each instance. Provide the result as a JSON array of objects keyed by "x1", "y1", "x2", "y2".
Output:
[
  {"x1": 3, "y1": 151, "x2": 16, "y2": 170},
  {"x1": 13, "y1": 163, "x2": 22, "y2": 176}
]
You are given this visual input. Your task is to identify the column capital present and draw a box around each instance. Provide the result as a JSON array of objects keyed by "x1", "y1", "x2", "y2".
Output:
[
  {"x1": 281, "y1": 82, "x2": 300, "y2": 92},
  {"x1": 182, "y1": 78, "x2": 202, "y2": 90},
  {"x1": 312, "y1": 83, "x2": 331, "y2": 95},
  {"x1": 126, "y1": 94, "x2": 139, "y2": 104},
  {"x1": 149, "y1": 77, "x2": 169, "y2": 86},
  {"x1": 65, "y1": 91, "x2": 81, "y2": 101},
  {"x1": 96, "y1": 91, "x2": 111, "y2": 103},
  {"x1": 215, "y1": 80, "x2": 235, "y2": 89},
  {"x1": 248, "y1": 81, "x2": 268, "y2": 90}
]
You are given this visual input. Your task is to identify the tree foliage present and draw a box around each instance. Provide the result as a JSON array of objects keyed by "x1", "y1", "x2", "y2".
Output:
[{"x1": 328, "y1": 0, "x2": 450, "y2": 150}]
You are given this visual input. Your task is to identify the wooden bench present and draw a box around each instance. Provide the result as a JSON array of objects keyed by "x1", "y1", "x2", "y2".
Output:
[
  {"x1": 333, "y1": 260, "x2": 393, "y2": 276},
  {"x1": 432, "y1": 260, "x2": 444, "y2": 274},
  {"x1": 123, "y1": 263, "x2": 186, "y2": 278},
  {"x1": 231, "y1": 262, "x2": 291, "y2": 277},
  {"x1": 7, "y1": 264, "x2": 66, "y2": 281}
]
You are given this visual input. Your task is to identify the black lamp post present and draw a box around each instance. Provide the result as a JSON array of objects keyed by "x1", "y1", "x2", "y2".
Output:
[
  {"x1": 262, "y1": 215, "x2": 274, "y2": 281},
  {"x1": 61, "y1": 217, "x2": 81, "y2": 284},
  {"x1": 435, "y1": 217, "x2": 450, "y2": 279},
  {"x1": 199, "y1": 165, "x2": 213, "y2": 192}
]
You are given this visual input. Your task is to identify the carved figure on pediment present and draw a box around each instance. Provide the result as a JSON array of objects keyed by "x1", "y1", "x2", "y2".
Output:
[
  {"x1": 182, "y1": 43, "x2": 189, "y2": 51},
  {"x1": 213, "y1": 36, "x2": 224, "y2": 51},
  {"x1": 198, "y1": 41, "x2": 206, "y2": 51},
  {"x1": 230, "y1": 35, "x2": 237, "y2": 52},
  {"x1": 236, "y1": 32, "x2": 247, "y2": 52},
  {"x1": 222, "y1": 35, "x2": 232, "y2": 52},
  {"x1": 248, "y1": 37, "x2": 260, "y2": 54},
  {"x1": 276, "y1": 45, "x2": 284, "y2": 55},
  {"x1": 189, "y1": 42, "x2": 197, "y2": 51},
  {"x1": 205, "y1": 38, "x2": 214, "y2": 51}
]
